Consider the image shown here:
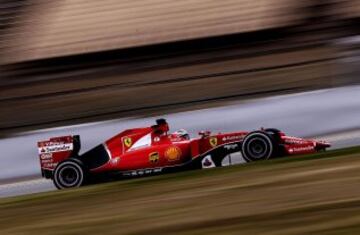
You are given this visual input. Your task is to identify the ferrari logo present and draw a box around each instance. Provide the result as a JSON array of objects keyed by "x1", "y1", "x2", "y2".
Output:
[
  {"x1": 209, "y1": 137, "x2": 217, "y2": 147},
  {"x1": 123, "y1": 137, "x2": 132, "y2": 148},
  {"x1": 149, "y1": 152, "x2": 159, "y2": 163}
]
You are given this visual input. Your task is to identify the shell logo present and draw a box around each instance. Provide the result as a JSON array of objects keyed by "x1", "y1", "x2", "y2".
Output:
[{"x1": 164, "y1": 146, "x2": 182, "y2": 161}]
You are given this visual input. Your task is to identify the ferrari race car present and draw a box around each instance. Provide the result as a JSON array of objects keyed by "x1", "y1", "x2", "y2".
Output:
[{"x1": 38, "y1": 119, "x2": 331, "y2": 189}]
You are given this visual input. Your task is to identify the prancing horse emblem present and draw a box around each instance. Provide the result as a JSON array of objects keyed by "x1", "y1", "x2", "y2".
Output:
[
  {"x1": 209, "y1": 137, "x2": 217, "y2": 147},
  {"x1": 123, "y1": 137, "x2": 132, "y2": 148}
]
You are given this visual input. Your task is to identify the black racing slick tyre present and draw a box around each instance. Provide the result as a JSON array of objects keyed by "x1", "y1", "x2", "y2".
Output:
[
  {"x1": 53, "y1": 159, "x2": 87, "y2": 189},
  {"x1": 242, "y1": 131, "x2": 275, "y2": 162}
]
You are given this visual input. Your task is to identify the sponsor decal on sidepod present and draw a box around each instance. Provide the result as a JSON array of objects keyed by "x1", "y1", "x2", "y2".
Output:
[
  {"x1": 165, "y1": 146, "x2": 182, "y2": 161},
  {"x1": 202, "y1": 155, "x2": 216, "y2": 168}
]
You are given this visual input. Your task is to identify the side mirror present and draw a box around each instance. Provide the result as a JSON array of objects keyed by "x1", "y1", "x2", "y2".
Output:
[{"x1": 199, "y1": 131, "x2": 211, "y2": 138}]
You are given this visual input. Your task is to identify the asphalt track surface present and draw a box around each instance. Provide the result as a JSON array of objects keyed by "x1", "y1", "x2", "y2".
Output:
[{"x1": 1, "y1": 85, "x2": 360, "y2": 198}]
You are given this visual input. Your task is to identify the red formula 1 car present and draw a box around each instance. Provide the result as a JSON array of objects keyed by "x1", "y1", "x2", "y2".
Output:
[{"x1": 38, "y1": 119, "x2": 331, "y2": 189}]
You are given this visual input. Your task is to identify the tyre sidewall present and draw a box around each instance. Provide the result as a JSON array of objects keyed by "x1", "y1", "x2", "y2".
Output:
[
  {"x1": 242, "y1": 132, "x2": 275, "y2": 162},
  {"x1": 53, "y1": 159, "x2": 86, "y2": 189}
]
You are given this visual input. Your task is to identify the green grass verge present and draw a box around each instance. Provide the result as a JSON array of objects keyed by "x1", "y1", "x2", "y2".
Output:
[{"x1": 1, "y1": 146, "x2": 360, "y2": 235}]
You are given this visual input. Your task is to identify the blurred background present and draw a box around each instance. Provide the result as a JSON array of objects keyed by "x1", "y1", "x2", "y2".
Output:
[{"x1": 0, "y1": 0, "x2": 359, "y2": 137}]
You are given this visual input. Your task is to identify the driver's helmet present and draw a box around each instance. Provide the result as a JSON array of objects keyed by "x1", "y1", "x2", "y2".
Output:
[{"x1": 173, "y1": 129, "x2": 190, "y2": 140}]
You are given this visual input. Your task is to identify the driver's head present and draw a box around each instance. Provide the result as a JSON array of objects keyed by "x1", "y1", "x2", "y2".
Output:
[{"x1": 174, "y1": 129, "x2": 190, "y2": 140}]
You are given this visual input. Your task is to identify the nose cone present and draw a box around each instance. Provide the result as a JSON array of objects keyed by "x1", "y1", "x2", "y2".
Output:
[{"x1": 316, "y1": 140, "x2": 331, "y2": 149}]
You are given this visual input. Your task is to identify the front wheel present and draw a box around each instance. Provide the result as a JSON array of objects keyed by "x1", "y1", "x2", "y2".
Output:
[
  {"x1": 242, "y1": 131, "x2": 275, "y2": 162},
  {"x1": 53, "y1": 159, "x2": 87, "y2": 189}
]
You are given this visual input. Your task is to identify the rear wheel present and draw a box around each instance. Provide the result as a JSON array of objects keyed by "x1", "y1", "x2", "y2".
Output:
[
  {"x1": 53, "y1": 159, "x2": 87, "y2": 189},
  {"x1": 242, "y1": 131, "x2": 275, "y2": 162}
]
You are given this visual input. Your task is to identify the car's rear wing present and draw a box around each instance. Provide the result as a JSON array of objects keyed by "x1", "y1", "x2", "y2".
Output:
[{"x1": 37, "y1": 135, "x2": 80, "y2": 178}]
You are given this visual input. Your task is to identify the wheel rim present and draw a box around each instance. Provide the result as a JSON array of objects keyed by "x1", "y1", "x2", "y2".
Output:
[
  {"x1": 247, "y1": 138, "x2": 268, "y2": 159},
  {"x1": 58, "y1": 165, "x2": 80, "y2": 187}
]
